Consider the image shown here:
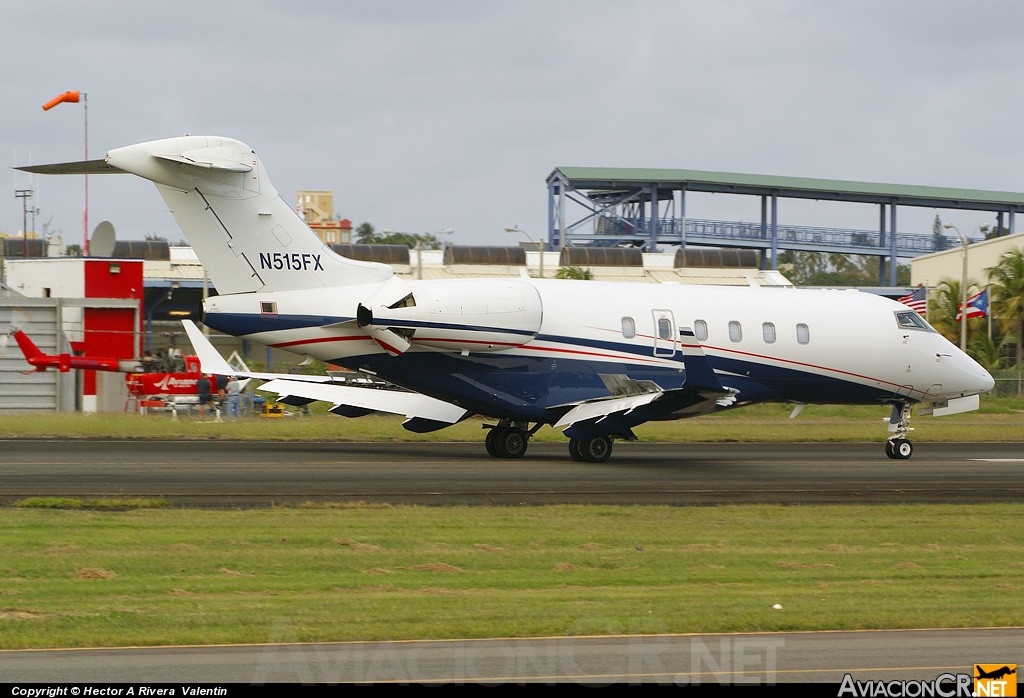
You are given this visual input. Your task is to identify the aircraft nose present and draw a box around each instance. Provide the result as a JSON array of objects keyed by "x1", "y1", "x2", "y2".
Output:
[
  {"x1": 958, "y1": 353, "x2": 995, "y2": 396},
  {"x1": 975, "y1": 365, "x2": 996, "y2": 395}
]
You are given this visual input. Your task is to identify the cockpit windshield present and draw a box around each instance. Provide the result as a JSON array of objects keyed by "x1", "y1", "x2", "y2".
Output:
[{"x1": 895, "y1": 310, "x2": 934, "y2": 332}]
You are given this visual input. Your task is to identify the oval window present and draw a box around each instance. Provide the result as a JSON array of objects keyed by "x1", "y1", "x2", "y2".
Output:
[
  {"x1": 694, "y1": 319, "x2": 708, "y2": 341},
  {"x1": 796, "y1": 323, "x2": 810, "y2": 344},
  {"x1": 621, "y1": 316, "x2": 636, "y2": 339}
]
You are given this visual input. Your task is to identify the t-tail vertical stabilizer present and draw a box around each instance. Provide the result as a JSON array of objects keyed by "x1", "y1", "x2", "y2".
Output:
[{"x1": 21, "y1": 136, "x2": 393, "y2": 294}]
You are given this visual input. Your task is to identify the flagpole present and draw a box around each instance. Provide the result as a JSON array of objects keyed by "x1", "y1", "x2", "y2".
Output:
[
  {"x1": 987, "y1": 287, "x2": 992, "y2": 341},
  {"x1": 945, "y1": 224, "x2": 969, "y2": 351}
]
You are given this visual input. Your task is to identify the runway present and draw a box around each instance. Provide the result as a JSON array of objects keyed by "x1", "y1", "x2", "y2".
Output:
[
  {"x1": 2, "y1": 628, "x2": 1022, "y2": 683},
  {"x1": 1, "y1": 439, "x2": 1022, "y2": 507}
]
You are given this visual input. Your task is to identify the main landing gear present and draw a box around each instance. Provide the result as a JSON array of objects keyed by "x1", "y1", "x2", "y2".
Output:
[
  {"x1": 483, "y1": 422, "x2": 615, "y2": 462},
  {"x1": 884, "y1": 402, "x2": 914, "y2": 460},
  {"x1": 484, "y1": 422, "x2": 533, "y2": 459},
  {"x1": 568, "y1": 435, "x2": 613, "y2": 463}
]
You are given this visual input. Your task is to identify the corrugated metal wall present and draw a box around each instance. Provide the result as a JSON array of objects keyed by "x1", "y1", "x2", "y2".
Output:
[{"x1": 0, "y1": 300, "x2": 77, "y2": 412}]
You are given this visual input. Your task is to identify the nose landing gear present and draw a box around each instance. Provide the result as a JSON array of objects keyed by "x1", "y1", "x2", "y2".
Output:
[{"x1": 885, "y1": 402, "x2": 914, "y2": 460}]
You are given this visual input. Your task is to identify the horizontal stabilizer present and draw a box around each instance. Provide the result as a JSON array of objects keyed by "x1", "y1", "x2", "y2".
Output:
[
  {"x1": 17, "y1": 159, "x2": 123, "y2": 176},
  {"x1": 154, "y1": 152, "x2": 253, "y2": 173}
]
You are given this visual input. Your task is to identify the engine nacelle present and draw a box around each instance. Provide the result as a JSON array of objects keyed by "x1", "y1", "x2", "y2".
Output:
[{"x1": 359, "y1": 279, "x2": 542, "y2": 354}]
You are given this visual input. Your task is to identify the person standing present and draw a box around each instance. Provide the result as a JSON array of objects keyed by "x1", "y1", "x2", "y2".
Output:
[
  {"x1": 196, "y1": 374, "x2": 211, "y2": 416},
  {"x1": 225, "y1": 375, "x2": 242, "y2": 419}
]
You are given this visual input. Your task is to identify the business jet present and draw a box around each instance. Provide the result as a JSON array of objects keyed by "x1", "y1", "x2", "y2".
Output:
[{"x1": 20, "y1": 136, "x2": 994, "y2": 461}]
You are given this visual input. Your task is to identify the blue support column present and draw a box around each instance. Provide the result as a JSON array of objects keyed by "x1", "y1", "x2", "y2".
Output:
[
  {"x1": 760, "y1": 196, "x2": 768, "y2": 241},
  {"x1": 679, "y1": 187, "x2": 687, "y2": 248},
  {"x1": 878, "y1": 204, "x2": 887, "y2": 286},
  {"x1": 889, "y1": 203, "x2": 898, "y2": 286},
  {"x1": 547, "y1": 179, "x2": 557, "y2": 249},
  {"x1": 649, "y1": 184, "x2": 659, "y2": 251},
  {"x1": 770, "y1": 192, "x2": 779, "y2": 269}
]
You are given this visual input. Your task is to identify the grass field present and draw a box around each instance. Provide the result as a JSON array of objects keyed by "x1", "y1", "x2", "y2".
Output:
[
  {"x1": 1, "y1": 395, "x2": 1022, "y2": 443},
  {"x1": 1, "y1": 396, "x2": 1020, "y2": 650},
  {"x1": 0, "y1": 503, "x2": 1021, "y2": 649}
]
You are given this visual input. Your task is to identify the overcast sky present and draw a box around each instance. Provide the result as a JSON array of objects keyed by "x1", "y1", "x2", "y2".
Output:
[{"x1": 4, "y1": 1, "x2": 1024, "y2": 251}]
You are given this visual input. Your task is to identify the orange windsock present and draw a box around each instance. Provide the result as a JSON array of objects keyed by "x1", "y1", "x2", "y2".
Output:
[{"x1": 42, "y1": 91, "x2": 81, "y2": 111}]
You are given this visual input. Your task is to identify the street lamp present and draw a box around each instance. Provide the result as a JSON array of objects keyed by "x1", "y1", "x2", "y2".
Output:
[
  {"x1": 505, "y1": 225, "x2": 544, "y2": 278},
  {"x1": 944, "y1": 224, "x2": 969, "y2": 351}
]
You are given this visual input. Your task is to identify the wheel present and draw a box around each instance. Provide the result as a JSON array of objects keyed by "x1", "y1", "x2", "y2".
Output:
[
  {"x1": 568, "y1": 438, "x2": 586, "y2": 462},
  {"x1": 886, "y1": 438, "x2": 912, "y2": 460},
  {"x1": 491, "y1": 427, "x2": 528, "y2": 459},
  {"x1": 579, "y1": 435, "x2": 613, "y2": 463},
  {"x1": 485, "y1": 428, "x2": 501, "y2": 458},
  {"x1": 501, "y1": 428, "x2": 528, "y2": 459}
]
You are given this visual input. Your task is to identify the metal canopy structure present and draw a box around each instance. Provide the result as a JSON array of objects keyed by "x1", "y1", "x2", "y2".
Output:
[{"x1": 546, "y1": 166, "x2": 1024, "y2": 285}]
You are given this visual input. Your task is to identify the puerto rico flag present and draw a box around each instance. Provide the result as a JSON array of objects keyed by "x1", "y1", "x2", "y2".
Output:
[
  {"x1": 956, "y1": 288, "x2": 989, "y2": 321},
  {"x1": 898, "y1": 286, "x2": 927, "y2": 313}
]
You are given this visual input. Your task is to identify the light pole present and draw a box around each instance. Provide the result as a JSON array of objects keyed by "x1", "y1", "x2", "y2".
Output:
[
  {"x1": 944, "y1": 224, "x2": 969, "y2": 351},
  {"x1": 505, "y1": 225, "x2": 544, "y2": 278}
]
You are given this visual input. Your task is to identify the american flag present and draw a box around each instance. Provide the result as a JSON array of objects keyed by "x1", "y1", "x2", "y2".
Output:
[{"x1": 898, "y1": 286, "x2": 927, "y2": 313}]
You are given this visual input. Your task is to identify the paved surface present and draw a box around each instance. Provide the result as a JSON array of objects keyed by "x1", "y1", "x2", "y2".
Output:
[
  {"x1": 1, "y1": 439, "x2": 1022, "y2": 507},
  {"x1": 2, "y1": 627, "x2": 1021, "y2": 684},
  {"x1": 2, "y1": 439, "x2": 1021, "y2": 684}
]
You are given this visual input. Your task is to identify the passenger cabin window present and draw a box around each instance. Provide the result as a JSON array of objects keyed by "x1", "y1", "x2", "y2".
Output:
[
  {"x1": 694, "y1": 319, "x2": 708, "y2": 341},
  {"x1": 657, "y1": 318, "x2": 672, "y2": 340},
  {"x1": 728, "y1": 321, "x2": 742, "y2": 342},
  {"x1": 260, "y1": 301, "x2": 278, "y2": 315},
  {"x1": 762, "y1": 322, "x2": 776, "y2": 344},
  {"x1": 621, "y1": 316, "x2": 636, "y2": 339},
  {"x1": 896, "y1": 311, "x2": 931, "y2": 331},
  {"x1": 796, "y1": 323, "x2": 810, "y2": 344}
]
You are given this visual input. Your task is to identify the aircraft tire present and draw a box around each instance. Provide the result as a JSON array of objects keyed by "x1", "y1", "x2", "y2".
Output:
[
  {"x1": 886, "y1": 438, "x2": 913, "y2": 460},
  {"x1": 578, "y1": 435, "x2": 612, "y2": 463},
  {"x1": 492, "y1": 427, "x2": 528, "y2": 459},
  {"x1": 485, "y1": 428, "x2": 500, "y2": 458},
  {"x1": 568, "y1": 438, "x2": 586, "y2": 462}
]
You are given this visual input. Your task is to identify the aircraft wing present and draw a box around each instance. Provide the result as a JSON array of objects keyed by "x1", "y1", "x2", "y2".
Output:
[
  {"x1": 256, "y1": 378, "x2": 468, "y2": 431},
  {"x1": 182, "y1": 320, "x2": 468, "y2": 431},
  {"x1": 553, "y1": 391, "x2": 663, "y2": 429}
]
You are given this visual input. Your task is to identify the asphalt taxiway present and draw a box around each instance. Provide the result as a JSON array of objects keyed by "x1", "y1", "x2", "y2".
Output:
[{"x1": 1, "y1": 439, "x2": 1022, "y2": 507}]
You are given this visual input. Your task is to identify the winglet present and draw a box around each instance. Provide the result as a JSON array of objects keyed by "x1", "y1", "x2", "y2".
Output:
[
  {"x1": 182, "y1": 320, "x2": 236, "y2": 376},
  {"x1": 679, "y1": 328, "x2": 728, "y2": 394}
]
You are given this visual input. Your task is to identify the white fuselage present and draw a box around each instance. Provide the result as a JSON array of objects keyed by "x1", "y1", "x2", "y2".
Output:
[{"x1": 203, "y1": 279, "x2": 993, "y2": 418}]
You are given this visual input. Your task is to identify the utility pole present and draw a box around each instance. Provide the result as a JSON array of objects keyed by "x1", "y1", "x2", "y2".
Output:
[{"x1": 15, "y1": 189, "x2": 32, "y2": 257}]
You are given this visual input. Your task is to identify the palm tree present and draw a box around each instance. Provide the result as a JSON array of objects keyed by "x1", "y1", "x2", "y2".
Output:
[
  {"x1": 928, "y1": 278, "x2": 964, "y2": 343},
  {"x1": 929, "y1": 277, "x2": 986, "y2": 347},
  {"x1": 986, "y1": 248, "x2": 1024, "y2": 396},
  {"x1": 354, "y1": 222, "x2": 377, "y2": 245}
]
